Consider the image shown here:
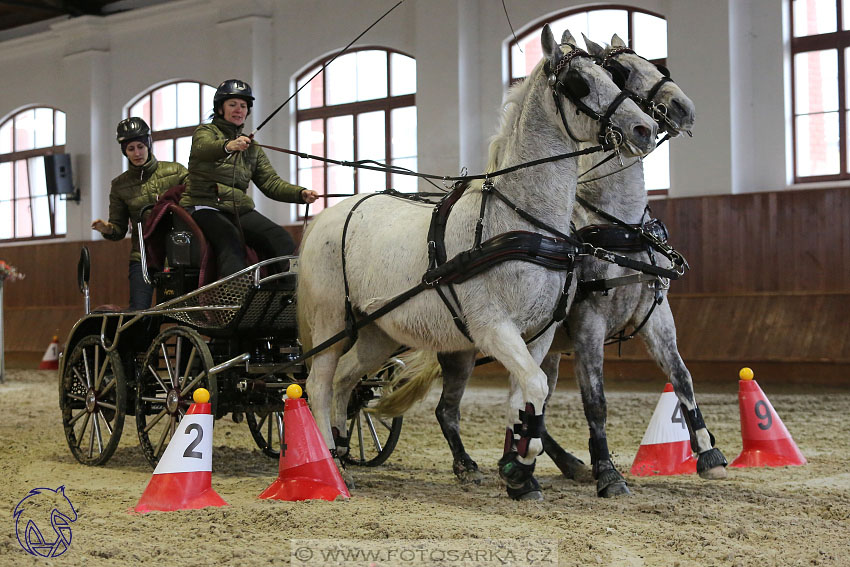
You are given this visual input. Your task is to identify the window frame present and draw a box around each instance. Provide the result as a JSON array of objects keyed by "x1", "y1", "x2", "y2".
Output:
[
  {"x1": 789, "y1": 0, "x2": 850, "y2": 183},
  {"x1": 0, "y1": 106, "x2": 67, "y2": 242},
  {"x1": 295, "y1": 46, "x2": 416, "y2": 216},
  {"x1": 506, "y1": 5, "x2": 669, "y2": 196}
]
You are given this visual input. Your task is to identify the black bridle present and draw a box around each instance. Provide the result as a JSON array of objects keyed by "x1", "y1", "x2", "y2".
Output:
[{"x1": 543, "y1": 47, "x2": 634, "y2": 153}]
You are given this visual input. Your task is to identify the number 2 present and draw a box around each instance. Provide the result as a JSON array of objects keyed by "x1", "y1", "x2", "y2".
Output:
[
  {"x1": 183, "y1": 423, "x2": 204, "y2": 459},
  {"x1": 754, "y1": 401, "x2": 773, "y2": 431}
]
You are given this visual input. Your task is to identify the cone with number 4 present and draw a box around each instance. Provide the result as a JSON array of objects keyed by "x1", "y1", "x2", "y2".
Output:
[
  {"x1": 630, "y1": 383, "x2": 697, "y2": 476},
  {"x1": 731, "y1": 368, "x2": 806, "y2": 468},
  {"x1": 259, "y1": 384, "x2": 350, "y2": 501},
  {"x1": 134, "y1": 388, "x2": 228, "y2": 513}
]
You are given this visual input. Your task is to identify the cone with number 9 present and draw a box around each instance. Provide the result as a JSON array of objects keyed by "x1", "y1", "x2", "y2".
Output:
[
  {"x1": 134, "y1": 388, "x2": 228, "y2": 513},
  {"x1": 730, "y1": 369, "x2": 806, "y2": 467}
]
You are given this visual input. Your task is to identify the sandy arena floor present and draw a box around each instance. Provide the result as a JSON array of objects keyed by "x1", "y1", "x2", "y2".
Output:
[{"x1": 1, "y1": 368, "x2": 849, "y2": 567}]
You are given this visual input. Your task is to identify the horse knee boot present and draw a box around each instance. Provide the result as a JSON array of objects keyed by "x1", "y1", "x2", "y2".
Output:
[{"x1": 680, "y1": 404, "x2": 728, "y2": 479}]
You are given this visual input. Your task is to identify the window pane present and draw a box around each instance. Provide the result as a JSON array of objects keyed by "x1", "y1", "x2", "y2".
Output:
[
  {"x1": 391, "y1": 106, "x2": 417, "y2": 160},
  {"x1": 297, "y1": 67, "x2": 324, "y2": 110},
  {"x1": 633, "y1": 13, "x2": 668, "y2": 60},
  {"x1": 15, "y1": 194, "x2": 32, "y2": 238},
  {"x1": 153, "y1": 139, "x2": 173, "y2": 162},
  {"x1": 845, "y1": 0, "x2": 850, "y2": 29},
  {"x1": 511, "y1": 32, "x2": 544, "y2": 80},
  {"x1": 0, "y1": 201, "x2": 12, "y2": 238},
  {"x1": 327, "y1": 53, "x2": 357, "y2": 105},
  {"x1": 796, "y1": 112, "x2": 840, "y2": 176},
  {"x1": 177, "y1": 82, "x2": 201, "y2": 127},
  {"x1": 297, "y1": 119, "x2": 324, "y2": 169},
  {"x1": 28, "y1": 156, "x2": 46, "y2": 196},
  {"x1": 176, "y1": 136, "x2": 192, "y2": 166},
  {"x1": 391, "y1": 53, "x2": 416, "y2": 96},
  {"x1": 552, "y1": 13, "x2": 589, "y2": 45},
  {"x1": 202, "y1": 85, "x2": 216, "y2": 121},
  {"x1": 794, "y1": 0, "x2": 837, "y2": 37},
  {"x1": 587, "y1": 9, "x2": 628, "y2": 48},
  {"x1": 130, "y1": 96, "x2": 151, "y2": 127},
  {"x1": 391, "y1": 157, "x2": 418, "y2": 192},
  {"x1": 33, "y1": 108, "x2": 53, "y2": 149},
  {"x1": 328, "y1": 165, "x2": 353, "y2": 203},
  {"x1": 15, "y1": 159, "x2": 29, "y2": 198},
  {"x1": 0, "y1": 119, "x2": 11, "y2": 153},
  {"x1": 357, "y1": 50, "x2": 388, "y2": 101},
  {"x1": 31, "y1": 196, "x2": 51, "y2": 236},
  {"x1": 794, "y1": 50, "x2": 839, "y2": 114},
  {"x1": 152, "y1": 84, "x2": 177, "y2": 130},
  {"x1": 357, "y1": 111, "x2": 386, "y2": 193},
  {"x1": 642, "y1": 141, "x2": 670, "y2": 191},
  {"x1": 55, "y1": 110, "x2": 66, "y2": 146},
  {"x1": 55, "y1": 196, "x2": 66, "y2": 235},
  {"x1": 0, "y1": 162, "x2": 11, "y2": 200},
  {"x1": 327, "y1": 115, "x2": 354, "y2": 160},
  {"x1": 15, "y1": 109, "x2": 36, "y2": 152}
]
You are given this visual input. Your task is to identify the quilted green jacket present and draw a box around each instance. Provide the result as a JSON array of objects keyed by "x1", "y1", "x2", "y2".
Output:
[
  {"x1": 181, "y1": 116, "x2": 305, "y2": 214},
  {"x1": 103, "y1": 156, "x2": 187, "y2": 262}
]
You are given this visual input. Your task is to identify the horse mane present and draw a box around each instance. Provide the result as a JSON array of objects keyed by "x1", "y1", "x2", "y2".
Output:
[{"x1": 485, "y1": 59, "x2": 544, "y2": 172}]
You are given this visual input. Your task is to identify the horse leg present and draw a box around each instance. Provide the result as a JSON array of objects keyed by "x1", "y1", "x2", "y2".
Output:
[
  {"x1": 539, "y1": 351, "x2": 591, "y2": 481},
  {"x1": 435, "y1": 350, "x2": 483, "y2": 484},
  {"x1": 573, "y1": 315, "x2": 630, "y2": 497},
  {"x1": 305, "y1": 344, "x2": 345, "y2": 465},
  {"x1": 641, "y1": 298, "x2": 728, "y2": 479},
  {"x1": 480, "y1": 323, "x2": 552, "y2": 501}
]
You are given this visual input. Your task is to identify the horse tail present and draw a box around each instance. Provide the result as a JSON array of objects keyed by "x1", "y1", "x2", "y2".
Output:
[{"x1": 372, "y1": 350, "x2": 441, "y2": 417}]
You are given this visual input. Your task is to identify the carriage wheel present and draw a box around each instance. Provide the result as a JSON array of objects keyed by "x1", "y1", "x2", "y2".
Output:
[
  {"x1": 343, "y1": 363, "x2": 404, "y2": 467},
  {"x1": 59, "y1": 335, "x2": 127, "y2": 466},
  {"x1": 135, "y1": 326, "x2": 214, "y2": 468},
  {"x1": 245, "y1": 409, "x2": 284, "y2": 459}
]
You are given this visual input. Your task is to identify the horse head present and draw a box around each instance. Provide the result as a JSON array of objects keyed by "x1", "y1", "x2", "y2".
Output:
[
  {"x1": 541, "y1": 24, "x2": 657, "y2": 158},
  {"x1": 13, "y1": 486, "x2": 77, "y2": 557},
  {"x1": 584, "y1": 33, "x2": 695, "y2": 136}
]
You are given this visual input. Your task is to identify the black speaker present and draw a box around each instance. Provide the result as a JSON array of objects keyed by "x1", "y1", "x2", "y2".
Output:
[{"x1": 44, "y1": 154, "x2": 74, "y2": 195}]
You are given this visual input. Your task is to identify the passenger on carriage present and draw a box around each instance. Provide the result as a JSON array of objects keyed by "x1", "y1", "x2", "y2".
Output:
[
  {"x1": 180, "y1": 79, "x2": 319, "y2": 277},
  {"x1": 91, "y1": 117, "x2": 188, "y2": 310}
]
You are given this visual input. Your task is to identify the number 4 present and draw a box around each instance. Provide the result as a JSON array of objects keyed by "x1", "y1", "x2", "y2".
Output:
[{"x1": 671, "y1": 404, "x2": 687, "y2": 429}]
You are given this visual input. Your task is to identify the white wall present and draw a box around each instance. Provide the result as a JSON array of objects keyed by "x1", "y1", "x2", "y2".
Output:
[{"x1": 0, "y1": 0, "x2": 792, "y2": 247}]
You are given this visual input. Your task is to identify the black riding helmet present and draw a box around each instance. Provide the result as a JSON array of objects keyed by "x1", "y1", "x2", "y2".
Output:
[
  {"x1": 116, "y1": 117, "x2": 151, "y2": 156},
  {"x1": 213, "y1": 79, "x2": 254, "y2": 116}
]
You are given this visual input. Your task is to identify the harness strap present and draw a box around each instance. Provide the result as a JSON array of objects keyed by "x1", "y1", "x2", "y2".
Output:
[
  {"x1": 578, "y1": 272, "x2": 657, "y2": 294},
  {"x1": 341, "y1": 193, "x2": 384, "y2": 342}
]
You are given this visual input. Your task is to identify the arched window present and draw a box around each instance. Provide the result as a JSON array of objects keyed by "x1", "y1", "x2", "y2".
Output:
[
  {"x1": 0, "y1": 107, "x2": 67, "y2": 240},
  {"x1": 295, "y1": 47, "x2": 417, "y2": 216},
  {"x1": 508, "y1": 7, "x2": 670, "y2": 194},
  {"x1": 126, "y1": 81, "x2": 217, "y2": 166},
  {"x1": 790, "y1": 0, "x2": 850, "y2": 182}
]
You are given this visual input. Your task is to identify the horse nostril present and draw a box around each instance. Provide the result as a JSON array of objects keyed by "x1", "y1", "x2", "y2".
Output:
[{"x1": 634, "y1": 125, "x2": 652, "y2": 141}]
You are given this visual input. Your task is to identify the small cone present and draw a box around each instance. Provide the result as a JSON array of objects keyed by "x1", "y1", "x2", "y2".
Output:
[
  {"x1": 39, "y1": 336, "x2": 60, "y2": 370},
  {"x1": 731, "y1": 369, "x2": 806, "y2": 468},
  {"x1": 259, "y1": 385, "x2": 350, "y2": 501},
  {"x1": 134, "y1": 389, "x2": 228, "y2": 513},
  {"x1": 630, "y1": 383, "x2": 697, "y2": 476}
]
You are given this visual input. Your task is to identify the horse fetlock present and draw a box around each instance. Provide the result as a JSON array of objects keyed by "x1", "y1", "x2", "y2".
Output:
[
  {"x1": 680, "y1": 404, "x2": 716, "y2": 452},
  {"x1": 498, "y1": 451, "x2": 536, "y2": 489},
  {"x1": 588, "y1": 436, "x2": 611, "y2": 478},
  {"x1": 697, "y1": 448, "x2": 728, "y2": 480},
  {"x1": 332, "y1": 427, "x2": 350, "y2": 457}
]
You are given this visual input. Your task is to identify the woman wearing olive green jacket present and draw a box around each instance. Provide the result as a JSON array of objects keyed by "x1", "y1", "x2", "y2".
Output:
[
  {"x1": 91, "y1": 117, "x2": 188, "y2": 310},
  {"x1": 180, "y1": 79, "x2": 318, "y2": 277}
]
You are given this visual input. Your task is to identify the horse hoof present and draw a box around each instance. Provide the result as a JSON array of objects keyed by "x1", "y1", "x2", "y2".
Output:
[
  {"x1": 697, "y1": 448, "x2": 728, "y2": 479},
  {"x1": 571, "y1": 463, "x2": 594, "y2": 484},
  {"x1": 507, "y1": 477, "x2": 543, "y2": 501},
  {"x1": 453, "y1": 456, "x2": 483, "y2": 485},
  {"x1": 596, "y1": 468, "x2": 630, "y2": 498},
  {"x1": 457, "y1": 470, "x2": 485, "y2": 485}
]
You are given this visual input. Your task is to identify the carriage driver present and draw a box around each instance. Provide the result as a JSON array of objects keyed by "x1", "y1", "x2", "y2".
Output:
[
  {"x1": 92, "y1": 117, "x2": 188, "y2": 310},
  {"x1": 180, "y1": 79, "x2": 319, "y2": 277}
]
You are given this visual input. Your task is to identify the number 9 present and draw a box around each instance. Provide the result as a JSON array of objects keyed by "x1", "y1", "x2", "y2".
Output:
[{"x1": 754, "y1": 400, "x2": 772, "y2": 431}]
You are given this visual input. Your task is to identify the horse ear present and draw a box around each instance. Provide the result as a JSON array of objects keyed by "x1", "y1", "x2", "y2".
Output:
[
  {"x1": 655, "y1": 63, "x2": 671, "y2": 77},
  {"x1": 564, "y1": 68, "x2": 590, "y2": 99},
  {"x1": 611, "y1": 33, "x2": 627, "y2": 48},
  {"x1": 542, "y1": 24, "x2": 560, "y2": 61},
  {"x1": 582, "y1": 34, "x2": 604, "y2": 57},
  {"x1": 606, "y1": 60, "x2": 630, "y2": 89},
  {"x1": 561, "y1": 29, "x2": 577, "y2": 47}
]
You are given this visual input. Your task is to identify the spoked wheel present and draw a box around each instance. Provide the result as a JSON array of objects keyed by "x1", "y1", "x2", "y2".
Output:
[
  {"x1": 245, "y1": 409, "x2": 284, "y2": 459},
  {"x1": 59, "y1": 335, "x2": 127, "y2": 466},
  {"x1": 343, "y1": 362, "x2": 404, "y2": 467},
  {"x1": 136, "y1": 326, "x2": 214, "y2": 468}
]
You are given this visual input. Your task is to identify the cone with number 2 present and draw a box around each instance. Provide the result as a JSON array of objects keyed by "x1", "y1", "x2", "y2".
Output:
[
  {"x1": 134, "y1": 388, "x2": 228, "y2": 513},
  {"x1": 731, "y1": 368, "x2": 806, "y2": 468},
  {"x1": 259, "y1": 384, "x2": 350, "y2": 501}
]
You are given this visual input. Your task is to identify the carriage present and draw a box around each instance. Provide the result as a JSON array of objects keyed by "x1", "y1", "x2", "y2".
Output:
[{"x1": 58, "y1": 201, "x2": 403, "y2": 470}]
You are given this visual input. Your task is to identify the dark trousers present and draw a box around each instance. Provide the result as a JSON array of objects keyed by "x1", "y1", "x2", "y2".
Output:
[
  {"x1": 128, "y1": 261, "x2": 154, "y2": 310},
  {"x1": 191, "y1": 208, "x2": 296, "y2": 277}
]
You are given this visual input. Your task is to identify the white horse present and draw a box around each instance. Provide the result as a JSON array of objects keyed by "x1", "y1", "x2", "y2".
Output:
[
  {"x1": 297, "y1": 24, "x2": 657, "y2": 500},
  {"x1": 373, "y1": 33, "x2": 728, "y2": 497}
]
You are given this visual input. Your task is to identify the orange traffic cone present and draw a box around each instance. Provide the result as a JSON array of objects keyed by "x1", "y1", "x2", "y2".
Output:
[
  {"x1": 730, "y1": 368, "x2": 806, "y2": 468},
  {"x1": 259, "y1": 384, "x2": 350, "y2": 502},
  {"x1": 134, "y1": 388, "x2": 228, "y2": 513},
  {"x1": 630, "y1": 383, "x2": 697, "y2": 476},
  {"x1": 38, "y1": 336, "x2": 60, "y2": 370}
]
